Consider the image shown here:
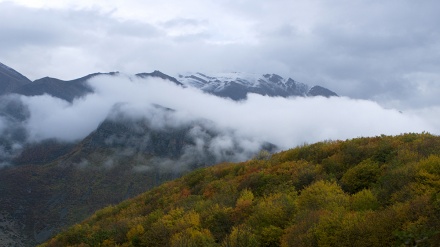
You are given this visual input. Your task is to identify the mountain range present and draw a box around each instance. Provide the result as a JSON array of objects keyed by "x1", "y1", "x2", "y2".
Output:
[
  {"x1": 0, "y1": 62, "x2": 337, "y2": 102},
  {"x1": 0, "y1": 61, "x2": 337, "y2": 246},
  {"x1": 177, "y1": 72, "x2": 337, "y2": 100}
]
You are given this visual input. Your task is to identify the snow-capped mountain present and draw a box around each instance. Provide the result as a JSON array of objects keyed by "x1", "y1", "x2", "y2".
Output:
[
  {"x1": 0, "y1": 60, "x2": 338, "y2": 102},
  {"x1": 177, "y1": 72, "x2": 338, "y2": 100}
]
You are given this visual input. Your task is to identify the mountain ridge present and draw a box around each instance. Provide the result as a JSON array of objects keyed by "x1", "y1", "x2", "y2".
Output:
[
  {"x1": 12, "y1": 72, "x2": 120, "y2": 103},
  {"x1": 0, "y1": 62, "x2": 32, "y2": 93},
  {"x1": 0, "y1": 61, "x2": 338, "y2": 102}
]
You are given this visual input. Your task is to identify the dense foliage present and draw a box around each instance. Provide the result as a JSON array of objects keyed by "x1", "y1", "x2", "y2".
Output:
[{"x1": 41, "y1": 133, "x2": 440, "y2": 246}]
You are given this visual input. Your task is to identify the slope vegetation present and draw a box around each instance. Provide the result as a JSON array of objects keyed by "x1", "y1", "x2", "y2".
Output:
[
  {"x1": 42, "y1": 133, "x2": 440, "y2": 246},
  {"x1": 0, "y1": 110, "x2": 275, "y2": 246}
]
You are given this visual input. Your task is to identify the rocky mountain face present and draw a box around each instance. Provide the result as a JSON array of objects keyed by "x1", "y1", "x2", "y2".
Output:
[
  {"x1": 307, "y1": 85, "x2": 338, "y2": 97},
  {"x1": 178, "y1": 72, "x2": 338, "y2": 100}
]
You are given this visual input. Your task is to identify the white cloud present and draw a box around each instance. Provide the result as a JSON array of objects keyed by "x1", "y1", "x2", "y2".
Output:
[
  {"x1": 20, "y1": 93, "x2": 109, "y2": 141},
  {"x1": 17, "y1": 75, "x2": 437, "y2": 151}
]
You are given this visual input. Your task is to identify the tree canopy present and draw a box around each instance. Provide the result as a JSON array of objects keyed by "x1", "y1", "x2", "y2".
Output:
[{"x1": 41, "y1": 133, "x2": 440, "y2": 247}]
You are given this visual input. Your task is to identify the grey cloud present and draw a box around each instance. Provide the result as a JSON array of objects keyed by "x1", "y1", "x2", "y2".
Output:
[
  {"x1": 242, "y1": 1, "x2": 440, "y2": 108},
  {"x1": 0, "y1": 2, "x2": 163, "y2": 80},
  {"x1": 2, "y1": 0, "x2": 440, "y2": 111},
  {"x1": 0, "y1": 2, "x2": 92, "y2": 47},
  {"x1": 0, "y1": 2, "x2": 161, "y2": 47}
]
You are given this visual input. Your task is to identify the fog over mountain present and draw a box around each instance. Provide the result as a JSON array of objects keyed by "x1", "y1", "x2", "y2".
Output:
[
  {"x1": 1, "y1": 73, "x2": 435, "y2": 165},
  {"x1": 0, "y1": 64, "x2": 341, "y2": 170}
]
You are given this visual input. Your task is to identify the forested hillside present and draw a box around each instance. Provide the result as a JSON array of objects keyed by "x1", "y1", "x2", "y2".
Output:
[{"x1": 41, "y1": 133, "x2": 440, "y2": 247}]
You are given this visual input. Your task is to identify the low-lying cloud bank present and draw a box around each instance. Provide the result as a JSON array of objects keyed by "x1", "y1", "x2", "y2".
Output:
[{"x1": 0, "y1": 74, "x2": 438, "y2": 167}]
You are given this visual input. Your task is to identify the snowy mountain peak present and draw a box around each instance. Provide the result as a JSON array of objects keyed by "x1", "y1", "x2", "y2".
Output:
[
  {"x1": 176, "y1": 72, "x2": 333, "y2": 100},
  {"x1": 263, "y1": 73, "x2": 283, "y2": 84}
]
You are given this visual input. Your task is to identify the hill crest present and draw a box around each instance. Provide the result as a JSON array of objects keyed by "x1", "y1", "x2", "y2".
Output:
[{"x1": 40, "y1": 133, "x2": 440, "y2": 247}]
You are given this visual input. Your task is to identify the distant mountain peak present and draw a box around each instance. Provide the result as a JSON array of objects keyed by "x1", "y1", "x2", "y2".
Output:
[
  {"x1": 136, "y1": 70, "x2": 183, "y2": 86},
  {"x1": 176, "y1": 72, "x2": 336, "y2": 100},
  {"x1": 263, "y1": 73, "x2": 284, "y2": 84},
  {"x1": 307, "y1": 85, "x2": 338, "y2": 97}
]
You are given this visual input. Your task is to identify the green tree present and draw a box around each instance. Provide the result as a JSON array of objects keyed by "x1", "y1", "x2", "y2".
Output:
[
  {"x1": 340, "y1": 159, "x2": 381, "y2": 194},
  {"x1": 350, "y1": 189, "x2": 379, "y2": 211},
  {"x1": 126, "y1": 224, "x2": 145, "y2": 246},
  {"x1": 233, "y1": 189, "x2": 255, "y2": 223},
  {"x1": 222, "y1": 225, "x2": 260, "y2": 247},
  {"x1": 296, "y1": 180, "x2": 349, "y2": 211},
  {"x1": 171, "y1": 228, "x2": 218, "y2": 247},
  {"x1": 259, "y1": 225, "x2": 283, "y2": 247}
]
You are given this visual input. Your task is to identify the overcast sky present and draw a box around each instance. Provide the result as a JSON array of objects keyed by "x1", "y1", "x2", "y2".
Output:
[{"x1": 1, "y1": 0, "x2": 440, "y2": 110}]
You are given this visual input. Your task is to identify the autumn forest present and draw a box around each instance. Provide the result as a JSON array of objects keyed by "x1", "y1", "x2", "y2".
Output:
[{"x1": 40, "y1": 133, "x2": 440, "y2": 247}]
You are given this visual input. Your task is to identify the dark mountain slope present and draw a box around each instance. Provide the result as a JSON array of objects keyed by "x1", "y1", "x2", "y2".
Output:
[
  {"x1": 11, "y1": 70, "x2": 183, "y2": 103},
  {"x1": 0, "y1": 62, "x2": 32, "y2": 93},
  {"x1": 12, "y1": 72, "x2": 119, "y2": 102},
  {"x1": 136, "y1": 70, "x2": 183, "y2": 86},
  {"x1": 0, "y1": 105, "x2": 274, "y2": 246},
  {"x1": 12, "y1": 139, "x2": 75, "y2": 166},
  {"x1": 42, "y1": 133, "x2": 440, "y2": 247},
  {"x1": 307, "y1": 85, "x2": 338, "y2": 97},
  {"x1": 0, "y1": 121, "x2": 191, "y2": 245},
  {"x1": 0, "y1": 96, "x2": 30, "y2": 165}
]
